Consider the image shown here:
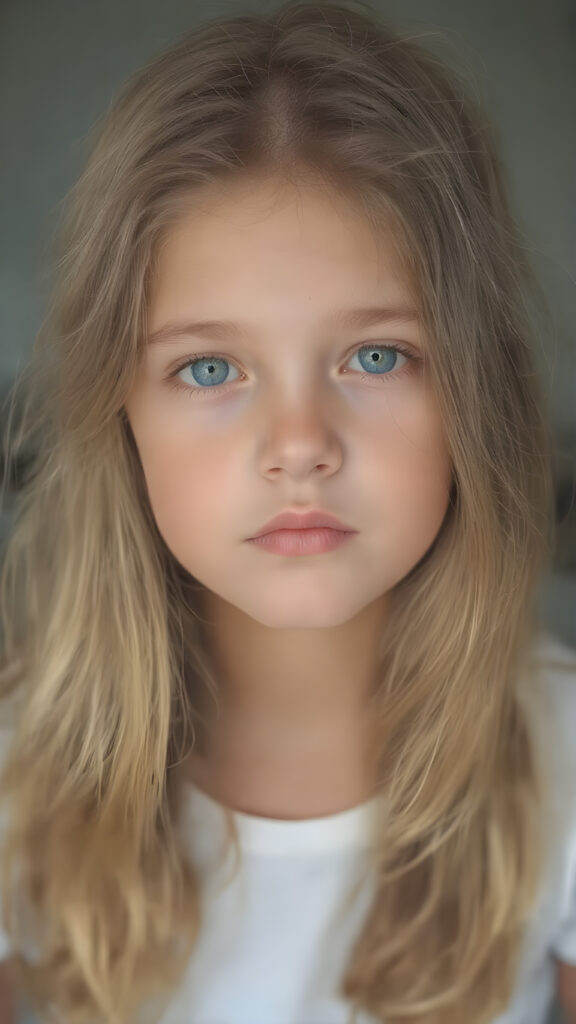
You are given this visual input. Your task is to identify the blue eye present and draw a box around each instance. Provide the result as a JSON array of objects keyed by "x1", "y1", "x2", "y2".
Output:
[
  {"x1": 164, "y1": 342, "x2": 419, "y2": 400},
  {"x1": 176, "y1": 355, "x2": 241, "y2": 389}
]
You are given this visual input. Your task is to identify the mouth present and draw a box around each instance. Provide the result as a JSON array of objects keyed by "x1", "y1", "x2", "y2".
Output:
[
  {"x1": 246, "y1": 526, "x2": 355, "y2": 556},
  {"x1": 249, "y1": 509, "x2": 356, "y2": 539}
]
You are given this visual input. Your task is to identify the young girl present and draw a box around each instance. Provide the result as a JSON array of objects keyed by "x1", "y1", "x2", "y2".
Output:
[{"x1": 0, "y1": 1, "x2": 575, "y2": 1022}]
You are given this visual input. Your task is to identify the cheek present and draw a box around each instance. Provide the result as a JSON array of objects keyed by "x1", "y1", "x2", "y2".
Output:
[
  {"x1": 369, "y1": 392, "x2": 452, "y2": 523},
  {"x1": 137, "y1": 431, "x2": 238, "y2": 552}
]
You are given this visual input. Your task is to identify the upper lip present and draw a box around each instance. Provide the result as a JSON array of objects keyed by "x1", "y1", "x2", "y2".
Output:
[{"x1": 249, "y1": 509, "x2": 356, "y2": 538}]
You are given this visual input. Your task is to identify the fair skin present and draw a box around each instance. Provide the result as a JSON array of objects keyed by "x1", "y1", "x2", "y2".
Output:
[{"x1": 125, "y1": 170, "x2": 453, "y2": 819}]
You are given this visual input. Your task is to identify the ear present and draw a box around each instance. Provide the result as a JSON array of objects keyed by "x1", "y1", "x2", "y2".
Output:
[{"x1": 554, "y1": 956, "x2": 576, "y2": 1022}]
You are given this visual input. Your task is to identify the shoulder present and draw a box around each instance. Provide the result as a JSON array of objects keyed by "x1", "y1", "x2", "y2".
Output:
[
  {"x1": 527, "y1": 626, "x2": 576, "y2": 835},
  {"x1": 523, "y1": 627, "x2": 576, "y2": 770},
  {"x1": 516, "y1": 630, "x2": 576, "y2": 972},
  {"x1": 518, "y1": 629, "x2": 576, "y2": 857}
]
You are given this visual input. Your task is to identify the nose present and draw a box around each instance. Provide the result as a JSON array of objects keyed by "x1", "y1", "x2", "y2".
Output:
[{"x1": 256, "y1": 394, "x2": 344, "y2": 481}]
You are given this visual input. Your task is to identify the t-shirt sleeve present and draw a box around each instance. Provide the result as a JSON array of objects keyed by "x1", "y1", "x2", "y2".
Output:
[
  {"x1": 538, "y1": 631, "x2": 576, "y2": 966},
  {"x1": 550, "y1": 822, "x2": 576, "y2": 964}
]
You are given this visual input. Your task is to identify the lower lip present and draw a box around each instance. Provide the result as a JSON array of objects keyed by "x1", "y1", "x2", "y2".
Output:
[{"x1": 247, "y1": 528, "x2": 355, "y2": 556}]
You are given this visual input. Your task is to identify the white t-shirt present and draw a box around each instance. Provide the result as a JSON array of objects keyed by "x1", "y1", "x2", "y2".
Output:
[{"x1": 1, "y1": 629, "x2": 575, "y2": 1024}]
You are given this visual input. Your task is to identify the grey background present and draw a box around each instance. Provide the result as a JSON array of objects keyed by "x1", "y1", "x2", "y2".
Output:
[{"x1": 0, "y1": 0, "x2": 574, "y2": 1021}]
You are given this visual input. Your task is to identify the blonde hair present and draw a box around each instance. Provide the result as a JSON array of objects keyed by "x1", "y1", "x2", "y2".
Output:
[{"x1": 0, "y1": 1, "x2": 563, "y2": 1021}]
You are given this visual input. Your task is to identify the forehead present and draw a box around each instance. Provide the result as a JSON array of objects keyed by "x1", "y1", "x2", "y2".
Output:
[{"x1": 152, "y1": 173, "x2": 414, "y2": 295}]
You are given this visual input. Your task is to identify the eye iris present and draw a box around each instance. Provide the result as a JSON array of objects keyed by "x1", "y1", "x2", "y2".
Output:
[
  {"x1": 192, "y1": 357, "x2": 228, "y2": 387},
  {"x1": 360, "y1": 347, "x2": 396, "y2": 372}
]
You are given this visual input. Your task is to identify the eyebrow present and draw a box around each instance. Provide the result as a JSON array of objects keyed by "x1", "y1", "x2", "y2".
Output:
[{"x1": 146, "y1": 304, "x2": 420, "y2": 346}]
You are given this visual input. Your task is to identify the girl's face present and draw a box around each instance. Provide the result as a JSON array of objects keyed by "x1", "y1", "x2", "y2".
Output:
[{"x1": 125, "y1": 175, "x2": 453, "y2": 629}]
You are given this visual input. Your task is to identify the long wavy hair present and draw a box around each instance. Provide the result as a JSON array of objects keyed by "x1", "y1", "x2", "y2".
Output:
[{"x1": 0, "y1": 1, "x2": 565, "y2": 1021}]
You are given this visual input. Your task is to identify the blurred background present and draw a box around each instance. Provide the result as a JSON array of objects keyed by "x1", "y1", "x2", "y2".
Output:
[{"x1": 0, "y1": 0, "x2": 574, "y2": 1021}]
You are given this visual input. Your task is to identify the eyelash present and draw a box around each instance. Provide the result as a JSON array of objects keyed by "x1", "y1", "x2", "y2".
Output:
[{"x1": 162, "y1": 342, "x2": 419, "y2": 401}]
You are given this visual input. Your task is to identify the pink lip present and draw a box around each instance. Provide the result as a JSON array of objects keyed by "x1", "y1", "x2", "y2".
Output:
[
  {"x1": 247, "y1": 528, "x2": 353, "y2": 556},
  {"x1": 248, "y1": 509, "x2": 356, "y2": 539}
]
